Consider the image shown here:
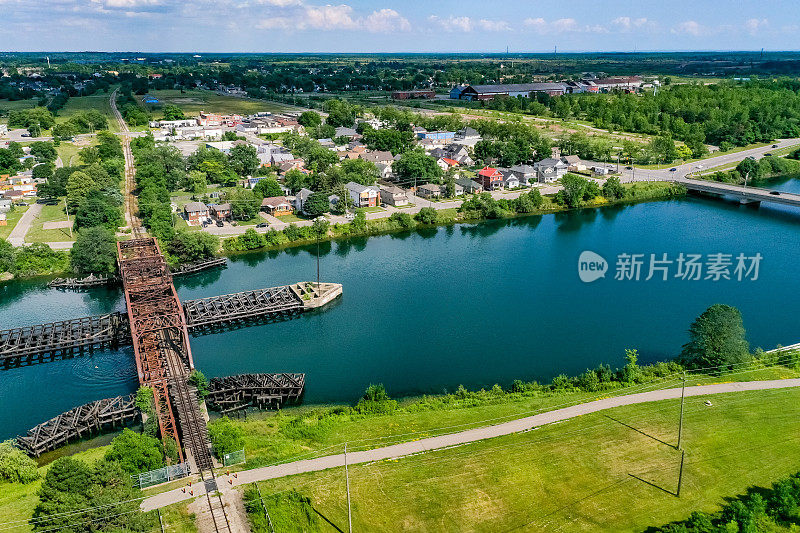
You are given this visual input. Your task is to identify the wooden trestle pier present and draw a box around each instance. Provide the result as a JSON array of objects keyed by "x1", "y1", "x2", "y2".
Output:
[
  {"x1": 17, "y1": 395, "x2": 139, "y2": 457},
  {"x1": 206, "y1": 373, "x2": 305, "y2": 413}
]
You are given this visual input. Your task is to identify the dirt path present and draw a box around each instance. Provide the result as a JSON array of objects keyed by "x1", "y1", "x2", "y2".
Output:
[
  {"x1": 142, "y1": 378, "x2": 800, "y2": 512},
  {"x1": 7, "y1": 203, "x2": 42, "y2": 246}
]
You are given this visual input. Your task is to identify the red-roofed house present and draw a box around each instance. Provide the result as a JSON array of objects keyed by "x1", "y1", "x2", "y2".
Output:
[
  {"x1": 476, "y1": 166, "x2": 504, "y2": 190},
  {"x1": 436, "y1": 157, "x2": 459, "y2": 171}
]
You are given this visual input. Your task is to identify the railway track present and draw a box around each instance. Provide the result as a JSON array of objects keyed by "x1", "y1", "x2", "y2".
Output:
[
  {"x1": 200, "y1": 470, "x2": 232, "y2": 533},
  {"x1": 110, "y1": 88, "x2": 145, "y2": 237}
]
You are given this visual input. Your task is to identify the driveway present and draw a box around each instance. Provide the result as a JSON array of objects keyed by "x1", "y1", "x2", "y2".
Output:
[
  {"x1": 6, "y1": 203, "x2": 42, "y2": 246},
  {"x1": 141, "y1": 378, "x2": 800, "y2": 511}
]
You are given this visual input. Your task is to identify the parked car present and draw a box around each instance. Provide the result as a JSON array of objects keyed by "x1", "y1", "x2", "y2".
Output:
[
  {"x1": 764, "y1": 153, "x2": 773, "y2": 157},
  {"x1": 772, "y1": 144, "x2": 779, "y2": 148},
  {"x1": 669, "y1": 168, "x2": 677, "y2": 172},
  {"x1": 625, "y1": 166, "x2": 633, "y2": 170},
  {"x1": 215, "y1": 221, "x2": 224, "y2": 227},
  {"x1": 256, "y1": 223, "x2": 268, "y2": 228},
  {"x1": 770, "y1": 191, "x2": 781, "y2": 196}
]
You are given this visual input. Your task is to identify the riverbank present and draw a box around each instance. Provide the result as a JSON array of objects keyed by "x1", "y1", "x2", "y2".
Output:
[{"x1": 221, "y1": 181, "x2": 686, "y2": 254}]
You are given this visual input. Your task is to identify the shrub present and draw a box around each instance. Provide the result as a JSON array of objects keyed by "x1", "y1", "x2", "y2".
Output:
[
  {"x1": 0, "y1": 440, "x2": 39, "y2": 483},
  {"x1": 388, "y1": 212, "x2": 414, "y2": 229},
  {"x1": 208, "y1": 417, "x2": 244, "y2": 458},
  {"x1": 105, "y1": 429, "x2": 164, "y2": 475},
  {"x1": 414, "y1": 207, "x2": 438, "y2": 225}
]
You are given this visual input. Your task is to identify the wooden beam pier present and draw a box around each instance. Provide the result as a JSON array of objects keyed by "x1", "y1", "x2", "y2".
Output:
[
  {"x1": 16, "y1": 395, "x2": 139, "y2": 457},
  {"x1": 206, "y1": 373, "x2": 305, "y2": 413},
  {"x1": 0, "y1": 313, "x2": 130, "y2": 368},
  {"x1": 182, "y1": 285, "x2": 305, "y2": 329}
]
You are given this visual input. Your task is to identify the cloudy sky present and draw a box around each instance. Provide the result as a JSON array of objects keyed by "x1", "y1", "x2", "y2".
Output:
[{"x1": 1, "y1": 0, "x2": 798, "y2": 53}]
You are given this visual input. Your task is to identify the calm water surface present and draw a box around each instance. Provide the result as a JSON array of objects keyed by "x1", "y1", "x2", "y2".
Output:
[{"x1": 1, "y1": 190, "x2": 800, "y2": 438}]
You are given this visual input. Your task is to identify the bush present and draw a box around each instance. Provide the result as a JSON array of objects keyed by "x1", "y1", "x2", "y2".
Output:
[
  {"x1": 104, "y1": 429, "x2": 164, "y2": 475},
  {"x1": 414, "y1": 207, "x2": 438, "y2": 225},
  {"x1": 188, "y1": 370, "x2": 209, "y2": 400},
  {"x1": 355, "y1": 384, "x2": 398, "y2": 415},
  {"x1": 389, "y1": 211, "x2": 414, "y2": 229},
  {"x1": 208, "y1": 417, "x2": 245, "y2": 458},
  {"x1": 70, "y1": 227, "x2": 118, "y2": 276},
  {"x1": 0, "y1": 440, "x2": 39, "y2": 483}
]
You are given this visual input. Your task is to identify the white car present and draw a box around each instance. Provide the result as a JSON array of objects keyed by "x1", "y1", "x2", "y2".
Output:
[{"x1": 345, "y1": 213, "x2": 355, "y2": 221}]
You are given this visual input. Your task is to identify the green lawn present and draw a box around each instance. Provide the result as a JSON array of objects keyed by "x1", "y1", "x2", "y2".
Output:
[
  {"x1": 0, "y1": 206, "x2": 28, "y2": 239},
  {"x1": 355, "y1": 206, "x2": 385, "y2": 214},
  {"x1": 145, "y1": 90, "x2": 294, "y2": 119},
  {"x1": 249, "y1": 385, "x2": 800, "y2": 532},
  {"x1": 277, "y1": 213, "x2": 309, "y2": 223},
  {"x1": 55, "y1": 138, "x2": 94, "y2": 167},
  {"x1": 25, "y1": 200, "x2": 74, "y2": 243}
]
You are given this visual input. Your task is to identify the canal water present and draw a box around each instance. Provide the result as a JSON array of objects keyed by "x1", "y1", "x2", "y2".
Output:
[{"x1": 2, "y1": 187, "x2": 800, "y2": 439}]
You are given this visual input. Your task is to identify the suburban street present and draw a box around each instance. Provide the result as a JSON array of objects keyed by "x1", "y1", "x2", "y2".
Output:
[{"x1": 141, "y1": 378, "x2": 800, "y2": 511}]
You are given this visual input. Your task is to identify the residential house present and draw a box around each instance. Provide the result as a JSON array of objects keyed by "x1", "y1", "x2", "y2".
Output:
[
  {"x1": 334, "y1": 126, "x2": 358, "y2": 138},
  {"x1": 294, "y1": 188, "x2": 314, "y2": 213},
  {"x1": 345, "y1": 181, "x2": 380, "y2": 208},
  {"x1": 417, "y1": 131, "x2": 455, "y2": 141},
  {"x1": 533, "y1": 158, "x2": 568, "y2": 183},
  {"x1": 261, "y1": 196, "x2": 294, "y2": 216},
  {"x1": 562, "y1": 155, "x2": 587, "y2": 172},
  {"x1": 509, "y1": 164, "x2": 536, "y2": 186},
  {"x1": 270, "y1": 152, "x2": 295, "y2": 165},
  {"x1": 375, "y1": 163, "x2": 393, "y2": 181},
  {"x1": 459, "y1": 83, "x2": 567, "y2": 101},
  {"x1": 476, "y1": 166, "x2": 504, "y2": 190},
  {"x1": 0, "y1": 199, "x2": 12, "y2": 213},
  {"x1": 209, "y1": 203, "x2": 232, "y2": 220},
  {"x1": 436, "y1": 157, "x2": 459, "y2": 172},
  {"x1": 455, "y1": 178, "x2": 483, "y2": 194},
  {"x1": 379, "y1": 185, "x2": 408, "y2": 207},
  {"x1": 359, "y1": 151, "x2": 394, "y2": 166},
  {"x1": 416, "y1": 183, "x2": 442, "y2": 199},
  {"x1": 184, "y1": 201, "x2": 209, "y2": 226},
  {"x1": 454, "y1": 127, "x2": 481, "y2": 146},
  {"x1": 500, "y1": 169, "x2": 520, "y2": 189},
  {"x1": 592, "y1": 166, "x2": 610, "y2": 176}
]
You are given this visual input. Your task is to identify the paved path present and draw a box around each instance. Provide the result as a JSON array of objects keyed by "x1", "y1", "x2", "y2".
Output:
[
  {"x1": 6, "y1": 203, "x2": 42, "y2": 246},
  {"x1": 141, "y1": 378, "x2": 800, "y2": 511}
]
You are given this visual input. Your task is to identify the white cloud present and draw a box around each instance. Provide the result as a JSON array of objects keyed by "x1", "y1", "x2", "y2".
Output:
[
  {"x1": 257, "y1": 3, "x2": 409, "y2": 33},
  {"x1": 523, "y1": 17, "x2": 546, "y2": 31},
  {"x1": 744, "y1": 18, "x2": 768, "y2": 35},
  {"x1": 612, "y1": 16, "x2": 650, "y2": 32},
  {"x1": 429, "y1": 15, "x2": 473, "y2": 32},
  {"x1": 259, "y1": 0, "x2": 302, "y2": 5},
  {"x1": 523, "y1": 16, "x2": 605, "y2": 34},
  {"x1": 552, "y1": 18, "x2": 578, "y2": 32},
  {"x1": 672, "y1": 20, "x2": 704, "y2": 36},
  {"x1": 364, "y1": 8, "x2": 410, "y2": 33},
  {"x1": 478, "y1": 19, "x2": 511, "y2": 32},
  {"x1": 93, "y1": 0, "x2": 161, "y2": 7}
]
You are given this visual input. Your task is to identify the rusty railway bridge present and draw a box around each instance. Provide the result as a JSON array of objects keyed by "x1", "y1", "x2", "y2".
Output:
[{"x1": 2, "y1": 237, "x2": 342, "y2": 472}]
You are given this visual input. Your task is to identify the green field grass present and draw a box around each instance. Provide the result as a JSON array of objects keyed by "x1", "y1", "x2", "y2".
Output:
[
  {"x1": 250, "y1": 386, "x2": 800, "y2": 532},
  {"x1": 145, "y1": 90, "x2": 295, "y2": 119},
  {"x1": 55, "y1": 93, "x2": 119, "y2": 132},
  {"x1": 0, "y1": 206, "x2": 28, "y2": 239},
  {"x1": 25, "y1": 200, "x2": 74, "y2": 243},
  {"x1": 0, "y1": 99, "x2": 40, "y2": 124}
]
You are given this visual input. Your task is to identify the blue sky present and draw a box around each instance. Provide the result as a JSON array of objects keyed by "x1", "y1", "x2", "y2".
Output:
[{"x1": 1, "y1": 0, "x2": 798, "y2": 53}]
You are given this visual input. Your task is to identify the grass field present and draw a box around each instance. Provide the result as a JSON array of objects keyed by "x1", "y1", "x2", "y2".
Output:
[
  {"x1": 55, "y1": 92, "x2": 119, "y2": 132},
  {"x1": 0, "y1": 99, "x2": 40, "y2": 124},
  {"x1": 25, "y1": 200, "x2": 74, "y2": 243},
  {"x1": 250, "y1": 385, "x2": 800, "y2": 532},
  {"x1": 145, "y1": 90, "x2": 295, "y2": 119},
  {"x1": 0, "y1": 206, "x2": 28, "y2": 239}
]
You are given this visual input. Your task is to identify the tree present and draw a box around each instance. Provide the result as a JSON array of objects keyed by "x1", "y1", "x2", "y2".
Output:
[
  {"x1": 188, "y1": 370, "x2": 210, "y2": 399},
  {"x1": 161, "y1": 104, "x2": 185, "y2": 120},
  {"x1": 681, "y1": 304, "x2": 750, "y2": 369},
  {"x1": 557, "y1": 174, "x2": 589, "y2": 208},
  {"x1": 252, "y1": 177, "x2": 283, "y2": 198},
  {"x1": 312, "y1": 216, "x2": 330, "y2": 237},
  {"x1": 389, "y1": 211, "x2": 414, "y2": 229},
  {"x1": 736, "y1": 158, "x2": 760, "y2": 181},
  {"x1": 393, "y1": 150, "x2": 443, "y2": 181},
  {"x1": 70, "y1": 227, "x2": 118, "y2": 276},
  {"x1": 602, "y1": 176, "x2": 626, "y2": 200},
  {"x1": 208, "y1": 417, "x2": 244, "y2": 458},
  {"x1": 104, "y1": 429, "x2": 164, "y2": 475},
  {"x1": 228, "y1": 144, "x2": 259, "y2": 177},
  {"x1": 65, "y1": 171, "x2": 96, "y2": 213},
  {"x1": 226, "y1": 188, "x2": 260, "y2": 220},
  {"x1": 304, "y1": 192, "x2": 330, "y2": 217},
  {"x1": 29, "y1": 141, "x2": 57, "y2": 163},
  {"x1": 0, "y1": 440, "x2": 39, "y2": 483},
  {"x1": 415, "y1": 207, "x2": 438, "y2": 225},
  {"x1": 323, "y1": 99, "x2": 360, "y2": 128},
  {"x1": 350, "y1": 211, "x2": 367, "y2": 231},
  {"x1": 166, "y1": 231, "x2": 219, "y2": 263},
  {"x1": 676, "y1": 144, "x2": 693, "y2": 161},
  {"x1": 283, "y1": 169, "x2": 311, "y2": 192},
  {"x1": 184, "y1": 170, "x2": 208, "y2": 194},
  {"x1": 32, "y1": 162, "x2": 54, "y2": 181},
  {"x1": 298, "y1": 110, "x2": 322, "y2": 128},
  {"x1": 74, "y1": 189, "x2": 122, "y2": 230}
]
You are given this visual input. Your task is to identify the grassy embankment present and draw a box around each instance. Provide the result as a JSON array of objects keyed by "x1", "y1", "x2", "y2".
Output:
[
  {"x1": 245, "y1": 383, "x2": 800, "y2": 532},
  {"x1": 24, "y1": 199, "x2": 73, "y2": 243},
  {"x1": 222, "y1": 181, "x2": 685, "y2": 254}
]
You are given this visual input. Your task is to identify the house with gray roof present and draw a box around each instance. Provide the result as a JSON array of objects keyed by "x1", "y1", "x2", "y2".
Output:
[{"x1": 533, "y1": 158, "x2": 568, "y2": 183}]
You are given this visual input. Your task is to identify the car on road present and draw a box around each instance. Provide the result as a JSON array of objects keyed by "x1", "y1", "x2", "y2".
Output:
[
  {"x1": 770, "y1": 191, "x2": 781, "y2": 196},
  {"x1": 669, "y1": 167, "x2": 677, "y2": 172},
  {"x1": 215, "y1": 221, "x2": 224, "y2": 227},
  {"x1": 772, "y1": 144, "x2": 779, "y2": 148},
  {"x1": 256, "y1": 223, "x2": 268, "y2": 228},
  {"x1": 764, "y1": 153, "x2": 773, "y2": 157},
  {"x1": 625, "y1": 166, "x2": 633, "y2": 170},
  {"x1": 345, "y1": 213, "x2": 355, "y2": 221}
]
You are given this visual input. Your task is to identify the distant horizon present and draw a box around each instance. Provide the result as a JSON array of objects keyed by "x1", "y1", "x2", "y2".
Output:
[
  {"x1": 3, "y1": 49, "x2": 800, "y2": 56},
  {"x1": 2, "y1": 0, "x2": 798, "y2": 54}
]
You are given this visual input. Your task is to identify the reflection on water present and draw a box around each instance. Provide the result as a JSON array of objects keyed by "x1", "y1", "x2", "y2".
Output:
[{"x1": 2, "y1": 192, "x2": 800, "y2": 439}]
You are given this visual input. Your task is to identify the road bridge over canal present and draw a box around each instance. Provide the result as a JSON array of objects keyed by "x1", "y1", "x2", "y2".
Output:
[{"x1": 679, "y1": 177, "x2": 800, "y2": 207}]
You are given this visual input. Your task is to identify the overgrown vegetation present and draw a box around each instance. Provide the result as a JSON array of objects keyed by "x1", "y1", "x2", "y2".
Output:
[{"x1": 243, "y1": 487, "x2": 321, "y2": 533}]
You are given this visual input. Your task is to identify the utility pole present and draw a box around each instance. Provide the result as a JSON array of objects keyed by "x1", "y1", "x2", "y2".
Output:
[
  {"x1": 345, "y1": 443, "x2": 352, "y2": 533},
  {"x1": 676, "y1": 449, "x2": 685, "y2": 497},
  {"x1": 677, "y1": 371, "x2": 686, "y2": 450},
  {"x1": 64, "y1": 198, "x2": 73, "y2": 239}
]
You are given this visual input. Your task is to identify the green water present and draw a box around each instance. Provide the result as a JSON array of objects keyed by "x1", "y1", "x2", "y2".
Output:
[{"x1": 2, "y1": 189, "x2": 800, "y2": 439}]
